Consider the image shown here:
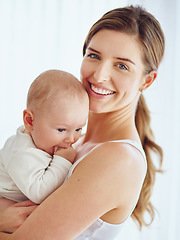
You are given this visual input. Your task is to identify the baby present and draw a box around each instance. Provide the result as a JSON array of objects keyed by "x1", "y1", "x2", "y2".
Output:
[{"x1": 0, "y1": 69, "x2": 89, "y2": 205}]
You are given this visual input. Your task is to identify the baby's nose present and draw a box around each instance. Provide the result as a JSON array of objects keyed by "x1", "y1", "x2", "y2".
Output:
[{"x1": 64, "y1": 134, "x2": 75, "y2": 144}]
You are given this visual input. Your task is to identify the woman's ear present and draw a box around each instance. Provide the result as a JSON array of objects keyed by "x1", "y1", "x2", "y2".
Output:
[
  {"x1": 23, "y1": 109, "x2": 34, "y2": 131},
  {"x1": 140, "y1": 70, "x2": 157, "y2": 92}
]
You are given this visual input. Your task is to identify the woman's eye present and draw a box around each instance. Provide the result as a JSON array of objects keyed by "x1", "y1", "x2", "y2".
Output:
[
  {"x1": 76, "y1": 128, "x2": 82, "y2": 132},
  {"x1": 87, "y1": 53, "x2": 100, "y2": 60},
  {"x1": 58, "y1": 128, "x2": 65, "y2": 132},
  {"x1": 117, "y1": 63, "x2": 128, "y2": 70}
]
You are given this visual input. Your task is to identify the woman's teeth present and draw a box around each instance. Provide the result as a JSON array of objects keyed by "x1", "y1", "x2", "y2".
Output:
[{"x1": 91, "y1": 84, "x2": 115, "y2": 95}]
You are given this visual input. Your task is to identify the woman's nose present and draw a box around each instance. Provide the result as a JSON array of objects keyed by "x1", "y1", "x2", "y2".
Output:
[{"x1": 94, "y1": 61, "x2": 111, "y2": 83}]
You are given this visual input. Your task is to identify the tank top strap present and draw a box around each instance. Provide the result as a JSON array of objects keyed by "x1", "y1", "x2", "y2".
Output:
[
  {"x1": 109, "y1": 139, "x2": 146, "y2": 161},
  {"x1": 66, "y1": 139, "x2": 146, "y2": 180}
]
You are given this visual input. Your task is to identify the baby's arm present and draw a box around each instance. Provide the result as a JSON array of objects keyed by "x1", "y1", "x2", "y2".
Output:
[{"x1": 7, "y1": 148, "x2": 73, "y2": 204}]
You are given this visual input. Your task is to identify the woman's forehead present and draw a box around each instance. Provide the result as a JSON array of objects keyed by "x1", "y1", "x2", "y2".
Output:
[{"x1": 88, "y1": 30, "x2": 143, "y2": 64}]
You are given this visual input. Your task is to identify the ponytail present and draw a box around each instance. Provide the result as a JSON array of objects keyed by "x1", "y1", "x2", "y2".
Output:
[
  {"x1": 132, "y1": 94, "x2": 163, "y2": 229},
  {"x1": 82, "y1": 5, "x2": 165, "y2": 229}
]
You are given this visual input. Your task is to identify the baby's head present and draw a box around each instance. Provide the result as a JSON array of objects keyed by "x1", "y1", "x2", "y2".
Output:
[
  {"x1": 26, "y1": 69, "x2": 88, "y2": 112},
  {"x1": 23, "y1": 69, "x2": 89, "y2": 155}
]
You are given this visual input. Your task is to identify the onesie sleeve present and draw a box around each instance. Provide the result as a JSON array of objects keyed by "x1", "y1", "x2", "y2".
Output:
[{"x1": 7, "y1": 148, "x2": 72, "y2": 204}]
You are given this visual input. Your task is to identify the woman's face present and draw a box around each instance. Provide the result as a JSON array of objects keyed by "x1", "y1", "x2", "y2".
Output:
[{"x1": 80, "y1": 30, "x2": 147, "y2": 113}]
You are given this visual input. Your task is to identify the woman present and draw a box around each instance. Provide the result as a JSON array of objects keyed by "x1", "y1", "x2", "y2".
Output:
[{"x1": 0, "y1": 5, "x2": 164, "y2": 240}]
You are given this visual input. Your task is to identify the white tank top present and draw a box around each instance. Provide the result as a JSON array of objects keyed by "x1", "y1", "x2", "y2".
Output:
[{"x1": 66, "y1": 140, "x2": 146, "y2": 240}]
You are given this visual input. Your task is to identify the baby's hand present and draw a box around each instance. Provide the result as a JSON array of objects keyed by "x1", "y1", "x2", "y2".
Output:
[{"x1": 54, "y1": 146, "x2": 76, "y2": 164}]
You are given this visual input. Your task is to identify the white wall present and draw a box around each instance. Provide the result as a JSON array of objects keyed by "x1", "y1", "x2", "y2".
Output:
[{"x1": 0, "y1": 0, "x2": 179, "y2": 239}]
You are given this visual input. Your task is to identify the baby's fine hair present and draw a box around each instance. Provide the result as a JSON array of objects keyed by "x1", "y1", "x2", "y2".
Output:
[{"x1": 27, "y1": 69, "x2": 88, "y2": 110}]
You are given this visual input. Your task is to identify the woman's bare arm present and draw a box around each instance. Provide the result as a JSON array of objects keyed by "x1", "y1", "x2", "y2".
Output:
[{"x1": 0, "y1": 142, "x2": 146, "y2": 240}]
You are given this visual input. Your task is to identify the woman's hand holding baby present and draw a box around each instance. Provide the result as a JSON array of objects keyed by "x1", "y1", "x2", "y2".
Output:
[{"x1": 0, "y1": 200, "x2": 37, "y2": 233}]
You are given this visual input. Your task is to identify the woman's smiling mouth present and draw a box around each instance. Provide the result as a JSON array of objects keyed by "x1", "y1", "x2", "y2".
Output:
[{"x1": 90, "y1": 83, "x2": 115, "y2": 95}]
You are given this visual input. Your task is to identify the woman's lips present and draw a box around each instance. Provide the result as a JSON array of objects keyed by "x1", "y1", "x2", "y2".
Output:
[{"x1": 89, "y1": 82, "x2": 116, "y2": 96}]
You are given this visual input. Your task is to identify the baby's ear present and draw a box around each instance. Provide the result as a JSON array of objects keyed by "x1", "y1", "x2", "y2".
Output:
[
  {"x1": 140, "y1": 70, "x2": 157, "y2": 91},
  {"x1": 23, "y1": 109, "x2": 34, "y2": 131}
]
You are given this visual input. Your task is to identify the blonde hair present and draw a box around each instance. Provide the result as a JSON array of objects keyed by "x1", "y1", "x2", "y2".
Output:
[
  {"x1": 27, "y1": 69, "x2": 88, "y2": 111},
  {"x1": 83, "y1": 5, "x2": 164, "y2": 229}
]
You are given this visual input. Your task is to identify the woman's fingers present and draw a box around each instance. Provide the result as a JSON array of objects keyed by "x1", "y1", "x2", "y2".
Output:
[
  {"x1": 24, "y1": 205, "x2": 38, "y2": 217},
  {"x1": 0, "y1": 200, "x2": 38, "y2": 233},
  {"x1": 14, "y1": 200, "x2": 37, "y2": 207}
]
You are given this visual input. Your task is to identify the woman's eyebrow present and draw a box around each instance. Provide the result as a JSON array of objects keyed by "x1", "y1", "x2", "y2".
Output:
[
  {"x1": 116, "y1": 57, "x2": 135, "y2": 65},
  {"x1": 88, "y1": 47, "x2": 101, "y2": 54},
  {"x1": 88, "y1": 47, "x2": 135, "y2": 65}
]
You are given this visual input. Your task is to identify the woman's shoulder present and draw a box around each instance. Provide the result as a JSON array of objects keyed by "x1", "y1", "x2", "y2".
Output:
[
  {"x1": 90, "y1": 140, "x2": 146, "y2": 168},
  {"x1": 72, "y1": 140, "x2": 147, "y2": 218},
  {"x1": 75, "y1": 139, "x2": 147, "y2": 183}
]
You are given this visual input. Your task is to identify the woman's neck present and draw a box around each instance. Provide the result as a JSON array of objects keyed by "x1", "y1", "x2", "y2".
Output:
[{"x1": 84, "y1": 105, "x2": 138, "y2": 144}]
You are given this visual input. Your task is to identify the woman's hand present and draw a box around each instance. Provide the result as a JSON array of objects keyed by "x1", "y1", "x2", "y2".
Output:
[
  {"x1": 0, "y1": 198, "x2": 16, "y2": 211},
  {"x1": 0, "y1": 200, "x2": 38, "y2": 233}
]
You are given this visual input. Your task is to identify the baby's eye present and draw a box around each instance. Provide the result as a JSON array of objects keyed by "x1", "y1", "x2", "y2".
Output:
[
  {"x1": 117, "y1": 63, "x2": 128, "y2": 70},
  {"x1": 58, "y1": 128, "x2": 66, "y2": 132},
  {"x1": 87, "y1": 53, "x2": 100, "y2": 60},
  {"x1": 76, "y1": 128, "x2": 82, "y2": 132}
]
